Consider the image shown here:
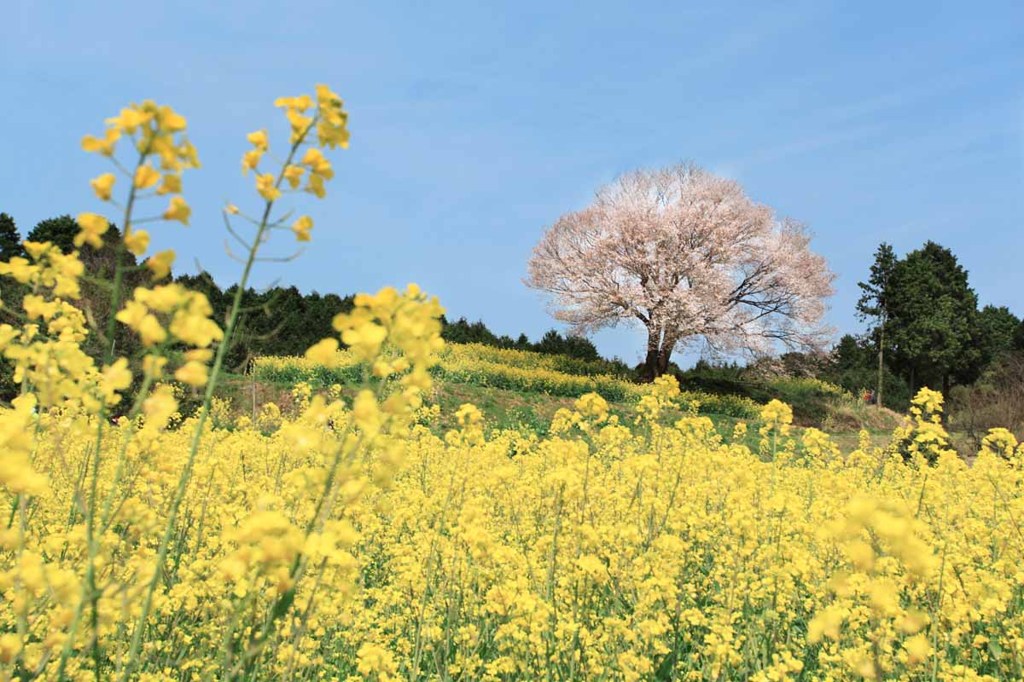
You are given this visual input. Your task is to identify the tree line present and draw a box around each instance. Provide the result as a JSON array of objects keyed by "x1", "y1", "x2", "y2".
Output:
[
  {"x1": 688, "y1": 240, "x2": 1023, "y2": 414},
  {"x1": 851, "y1": 240, "x2": 1022, "y2": 409},
  {"x1": 0, "y1": 213, "x2": 608, "y2": 398},
  {"x1": 5, "y1": 212, "x2": 1017, "y2": 415},
  {"x1": 522, "y1": 161, "x2": 1022, "y2": 411}
]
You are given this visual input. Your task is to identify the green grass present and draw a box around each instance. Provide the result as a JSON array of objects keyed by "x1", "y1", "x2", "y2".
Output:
[
  {"x1": 234, "y1": 343, "x2": 907, "y2": 444},
  {"x1": 251, "y1": 345, "x2": 761, "y2": 420}
]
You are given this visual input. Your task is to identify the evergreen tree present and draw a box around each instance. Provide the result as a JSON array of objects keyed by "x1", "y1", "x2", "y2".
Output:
[
  {"x1": 886, "y1": 242, "x2": 979, "y2": 396},
  {"x1": 856, "y1": 243, "x2": 896, "y2": 408},
  {"x1": 0, "y1": 213, "x2": 28, "y2": 324},
  {"x1": 0, "y1": 213, "x2": 24, "y2": 260},
  {"x1": 26, "y1": 215, "x2": 79, "y2": 253},
  {"x1": 972, "y1": 305, "x2": 1020, "y2": 371}
]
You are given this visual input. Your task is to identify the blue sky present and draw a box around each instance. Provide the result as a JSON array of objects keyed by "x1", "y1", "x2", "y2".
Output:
[{"x1": 3, "y1": 1, "x2": 1022, "y2": 365}]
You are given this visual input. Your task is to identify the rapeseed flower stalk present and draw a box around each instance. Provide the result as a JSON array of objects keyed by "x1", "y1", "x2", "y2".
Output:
[
  {"x1": 0, "y1": 85, "x2": 363, "y2": 680},
  {"x1": 120, "y1": 85, "x2": 352, "y2": 680}
]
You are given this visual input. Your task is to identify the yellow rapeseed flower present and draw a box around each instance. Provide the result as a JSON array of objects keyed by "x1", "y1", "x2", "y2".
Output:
[
  {"x1": 175, "y1": 360, "x2": 209, "y2": 387},
  {"x1": 134, "y1": 164, "x2": 161, "y2": 189},
  {"x1": 305, "y1": 338, "x2": 339, "y2": 365},
  {"x1": 247, "y1": 129, "x2": 269, "y2": 151},
  {"x1": 90, "y1": 172, "x2": 116, "y2": 200},
  {"x1": 80, "y1": 127, "x2": 120, "y2": 155},
  {"x1": 256, "y1": 173, "x2": 281, "y2": 202},
  {"x1": 156, "y1": 173, "x2": 182, "y2": 196},
  {"x1": 124, "y1": 228, "x2": 150, "y2": 256},
  {"x1": 74, "y1": 212, "x2": 109, "y2": 248},
  {"x1": 163, "y1": 196, "x2": 191, "y2": 225},
  {"x1": 146, "y1": 249, "x2": 176, "y2": 280},
  {"x1": 291, "y1": 215, "x2": 313, "y2": 242},
  {"x1": 283, "y1": 164, "x2": 305, "y2": 189}
]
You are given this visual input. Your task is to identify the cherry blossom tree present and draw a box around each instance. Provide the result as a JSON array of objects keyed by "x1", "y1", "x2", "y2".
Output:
[{"x1": 526, "y1": 164, "x2": 835, "y2": 380}]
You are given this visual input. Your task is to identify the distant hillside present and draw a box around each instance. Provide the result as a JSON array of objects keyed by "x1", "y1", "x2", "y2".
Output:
[{"x1": 231, "y1": 342, "x2": 903, "y2": 439}]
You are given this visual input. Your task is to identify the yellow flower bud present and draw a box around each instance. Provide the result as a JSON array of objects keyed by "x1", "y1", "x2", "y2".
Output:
[
  {"x1": 74, "y1": 213, "x2": 109, "y2": 249},
  {"x1": 291, "y1": 215, "x2": 313, "y2": 242},
  {"x1": 81, "y1": 128, "x2": 120, "y2": 155},
  {"x1": 156, "y1": 173, "x2": 182, "y2": 196},
  {"x1": 246, "y1": 129, "x2": 269, "y2": 151},
  {"x1": 256, "y1": 173, "x2": 281, "y2": 202},
  {"x1": 134, "y1": 164, "x2": 161, "y2": 189},
  {"x1": 163, "y1": 196, "x2": 191, "y2": 225},
  {"x1": 90, "y1": 172, "x2": 116, "y2": 201},
  {"x1": 146, "y1": 249, "x2": 176, "y2": 280},
  {"x1": 124, "y1": 228, "x2": 150, "y2": 256}
]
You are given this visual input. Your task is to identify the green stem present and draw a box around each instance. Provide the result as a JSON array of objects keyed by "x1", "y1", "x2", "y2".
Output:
[
  {"x1": 56, "y1": 145, "x2": 145, "y2": 682},
  {"x1": 119, "y1": 121, "x2": 315, "y2": 681}
]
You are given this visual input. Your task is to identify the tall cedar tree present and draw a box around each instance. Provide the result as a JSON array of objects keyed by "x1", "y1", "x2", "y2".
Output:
[{"x1": 856, "y1": 243, "x2": 896, "y2": 408}]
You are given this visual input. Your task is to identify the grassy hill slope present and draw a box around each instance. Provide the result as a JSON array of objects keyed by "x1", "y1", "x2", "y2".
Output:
[{"x1": 217, "y1": 343, "x2": 904, "y2": 446}]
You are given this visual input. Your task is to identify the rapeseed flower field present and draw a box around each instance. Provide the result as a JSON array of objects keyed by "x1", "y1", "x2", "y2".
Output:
[
  {"x1": 253, "y1": 343, "x2": 761, "y2": 419},
  {"x1": 2, "y1": 88, "x2": 1024, "y2": 681}
]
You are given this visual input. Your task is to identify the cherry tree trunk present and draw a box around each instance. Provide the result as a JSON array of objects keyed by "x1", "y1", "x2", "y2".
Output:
[
  {"x1": 643, "y1": 333, "x2": 660, "y2": 382},
  {"x1": 642, "y1": 328, "x2": 677, "y2": 381}
]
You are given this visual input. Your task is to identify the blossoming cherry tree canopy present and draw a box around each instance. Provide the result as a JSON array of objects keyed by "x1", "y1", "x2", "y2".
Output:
[{"x1": 526, "y1": 163, "x2": 836, "y2": 379}]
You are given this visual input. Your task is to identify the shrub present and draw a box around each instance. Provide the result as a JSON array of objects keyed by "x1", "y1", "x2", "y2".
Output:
[{"x1": 949, "y1": 351, "x2": 1024, "y2": 449}]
